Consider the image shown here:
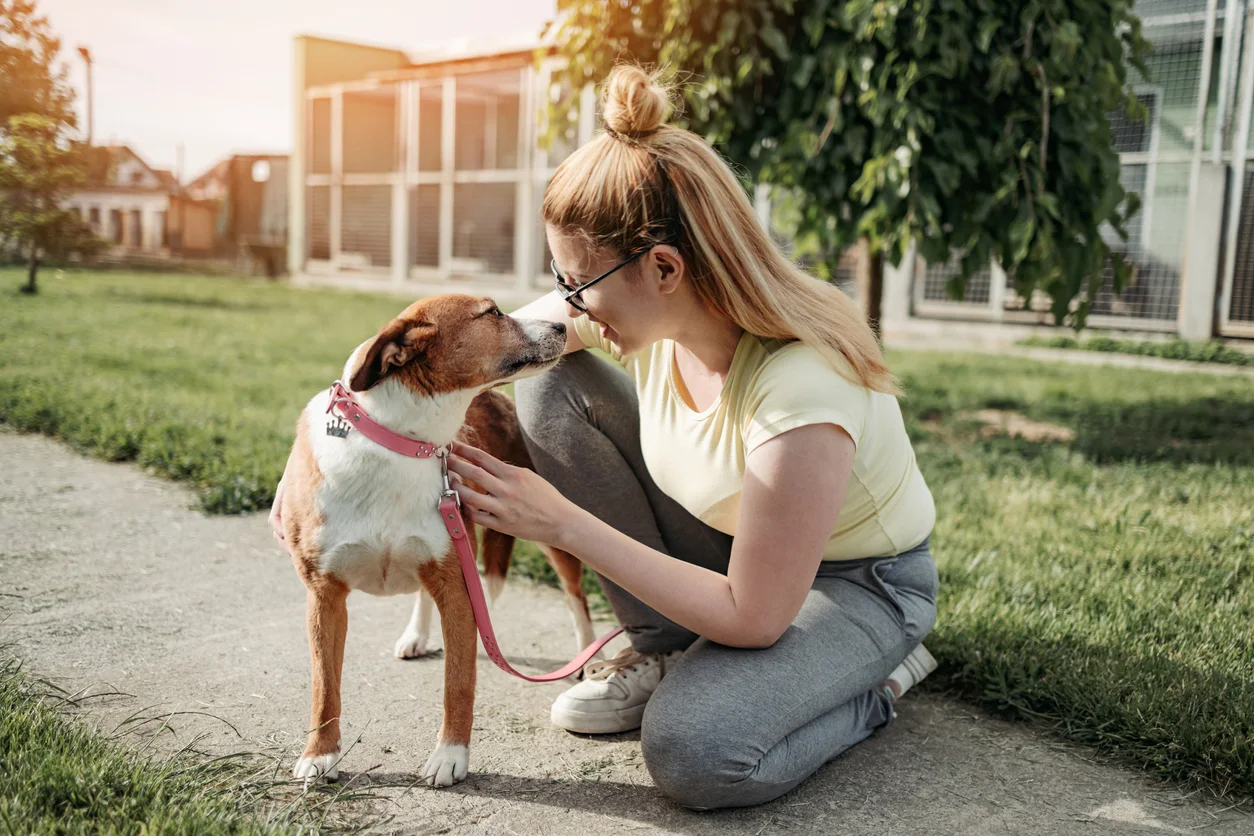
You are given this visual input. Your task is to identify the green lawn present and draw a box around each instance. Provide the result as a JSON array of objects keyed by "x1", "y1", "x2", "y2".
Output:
[{"x1": 3, "y1": 269, "x2": 1252, "y2": 806}]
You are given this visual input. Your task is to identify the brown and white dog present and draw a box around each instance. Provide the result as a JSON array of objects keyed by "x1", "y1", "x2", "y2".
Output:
[{"x1": 279, "y1": 294, "x2": 594, "y2": 787}]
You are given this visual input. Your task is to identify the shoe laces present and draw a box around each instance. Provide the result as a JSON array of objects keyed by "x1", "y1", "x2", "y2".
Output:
[{"x1": 584, "y1": 647, "x2": 652, "y2": 681}]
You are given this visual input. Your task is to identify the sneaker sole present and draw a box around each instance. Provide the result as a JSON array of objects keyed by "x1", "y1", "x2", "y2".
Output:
[{"x1": 550, "y1": 702, "x2": 647, "y2": 735}]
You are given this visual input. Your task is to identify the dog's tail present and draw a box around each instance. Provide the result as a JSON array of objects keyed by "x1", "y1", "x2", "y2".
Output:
[{"x1": 480, "y1": 529, "x2": 513, "y2": 605}]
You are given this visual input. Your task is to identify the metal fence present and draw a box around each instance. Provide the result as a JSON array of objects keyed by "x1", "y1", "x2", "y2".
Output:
[{"x1": 914, "y1": 1, "x2": 1254, "y2": 338}]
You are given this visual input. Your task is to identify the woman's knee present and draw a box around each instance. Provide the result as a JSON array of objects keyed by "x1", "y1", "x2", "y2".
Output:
[
  {"x1": 640, "y1": 690, "x2": 765, "y2": 810},
  {"x1": 515, "y1": 351, "x2": 631, "y2": 429}
]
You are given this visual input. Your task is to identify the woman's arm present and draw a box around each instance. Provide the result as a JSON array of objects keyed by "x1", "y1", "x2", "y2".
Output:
[
  {"x1": 510, "y1": 289, "x2": 588, "y2": 355},
  {"x1": 448, "y1": 422, "x2": 854, "y2": 648}
]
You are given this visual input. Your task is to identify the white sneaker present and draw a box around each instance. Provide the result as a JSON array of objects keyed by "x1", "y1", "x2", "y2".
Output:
[
  {"x1": 550, "y1": 647, "x2": 684, "y2": 734},
  {"x1": 879, "y1": 643, "x2": 938, "y2": 704}
]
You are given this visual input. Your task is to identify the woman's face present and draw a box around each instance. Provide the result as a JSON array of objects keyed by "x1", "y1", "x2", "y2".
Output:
[{"x1": 546, "y1": 227, "x2": 674, "y2": 355}]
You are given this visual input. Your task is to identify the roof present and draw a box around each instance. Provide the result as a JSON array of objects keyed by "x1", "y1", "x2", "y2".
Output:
[
  {"x1": 78, "y1": 144, "x2": 180, "y2": 194},
  {"x1": 184, "y1": 153, "x2": 289, "y2": 193},
  {"x1": 405, "y1": 29, "x2": 543, "y2": 65},
  {"x1": 152, "y1": 169, "x2": 180, "y2": 191}
]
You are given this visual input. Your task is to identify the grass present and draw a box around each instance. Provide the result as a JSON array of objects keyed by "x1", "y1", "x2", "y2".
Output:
[
  {"x1": 897, "y1": 354, "x2": 1254, "y2": 797},
  {"x1": 1019, "y1": 334, "x2": 1254, "y2": 367},
  {"x1": 2, "y1": 268, "x2": 1252, "y2": 803},
  {"x1": 0, "y1": 656, "x2": 378, "y2": 834}
]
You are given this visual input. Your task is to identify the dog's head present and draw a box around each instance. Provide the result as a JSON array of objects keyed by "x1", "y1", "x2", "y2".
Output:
[{"x1": 347, "y1": 294, "x2": 566, "y2": 396}]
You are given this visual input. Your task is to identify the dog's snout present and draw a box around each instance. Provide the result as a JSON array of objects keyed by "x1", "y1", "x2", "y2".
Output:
[{"x1": 549, "y1": 321, "x2": 566, "y2": 336}]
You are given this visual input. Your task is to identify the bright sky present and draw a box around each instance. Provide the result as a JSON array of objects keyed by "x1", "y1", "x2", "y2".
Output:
[{"x1": 39, "y1": 0, "x2": 556, "y2": 180}]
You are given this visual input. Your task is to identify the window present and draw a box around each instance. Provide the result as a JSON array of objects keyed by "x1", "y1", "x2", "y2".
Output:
[
  {"x1": 129, "y1": 210, "x2": 143, "y2": 248},
  {"x1": 308, "y1": 186, "x2": 330, "y2": 260},
  {"x1": 418, "y1": 84, "x2": 443, "y2": 172},
  {"x1": 310, "y1": 98, "x2": 332, "y2": 175},
  {"x1": 452, "y1": 183, "x2": 515, "y2": 274},
  {"x1": 341, "y1": 185, "x2": 392, "y2": 268},
  {"x1": 410, "y1": 185, "x2": 440, "y2": 268},
  {"x1": 343, "y1": 86, "x2": 399, "y2": 173},
  {"x1": 454, "y1": 70, "x2": 521, "y2": 171}
]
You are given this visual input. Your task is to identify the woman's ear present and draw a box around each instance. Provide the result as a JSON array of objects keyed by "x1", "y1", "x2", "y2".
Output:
[{"x1": 651, "y1": 244, "x2": 685, "y2": 295}]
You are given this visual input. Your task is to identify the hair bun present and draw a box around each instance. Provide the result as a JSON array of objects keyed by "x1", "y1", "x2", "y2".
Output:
[{"x1": 601, "y1": 64, "x2": 673, "y2": 138}]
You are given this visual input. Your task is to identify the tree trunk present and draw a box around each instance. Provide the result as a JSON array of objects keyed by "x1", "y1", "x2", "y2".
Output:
[
  {"x1": 854, "y1": 244, "x2": 884, "y2": 339},
  {"x1": 21, "y1": 241, "x2": 39, "y2": 295}
]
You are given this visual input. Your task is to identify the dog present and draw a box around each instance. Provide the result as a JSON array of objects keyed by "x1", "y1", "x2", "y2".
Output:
[{"x1": 279, "y1": 294, "x2": 594, "y2": 787}]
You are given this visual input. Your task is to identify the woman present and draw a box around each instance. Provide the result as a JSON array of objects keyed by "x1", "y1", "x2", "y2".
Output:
[{"x1": 282, "y1": 64, "x2": 939, "y2": 810}]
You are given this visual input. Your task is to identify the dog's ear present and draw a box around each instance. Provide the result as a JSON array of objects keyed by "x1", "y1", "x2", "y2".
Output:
[{"x1": 348, "y1": 321, "x2": 437, "y2": 392}]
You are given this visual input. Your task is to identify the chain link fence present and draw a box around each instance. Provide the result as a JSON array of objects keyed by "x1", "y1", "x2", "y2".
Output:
[{"x1": 916, "y1": 6, "x2": 1222, "y2": 330}]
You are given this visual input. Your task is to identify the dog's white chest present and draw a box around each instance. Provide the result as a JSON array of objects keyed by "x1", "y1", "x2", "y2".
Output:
[{"x1": 305, "y1": 389, "x2": 458, "y2": 596}]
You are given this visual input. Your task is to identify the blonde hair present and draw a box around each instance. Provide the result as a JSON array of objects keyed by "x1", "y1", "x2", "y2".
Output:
[{"x1": 542, "y1": 64, "x2": 899, "y2": 395}]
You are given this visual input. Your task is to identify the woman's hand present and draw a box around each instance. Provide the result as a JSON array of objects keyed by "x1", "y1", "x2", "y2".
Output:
[{"x1": 446, "y1": 441, "x2": 577, "y2": 547}]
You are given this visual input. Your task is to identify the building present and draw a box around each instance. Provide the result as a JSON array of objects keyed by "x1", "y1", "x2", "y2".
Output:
[
  {"x1": 186, "y1": 153, "x2": 290, "y2": 275},
  {"x1": 292, "y1": 5, "x2": 1254, "y2": 341},
  {"x1": 70, "y1": 144, "x2": 216, "y2": 257},
  {"x1": 289, "y1": 33, "x2": 584, "y2": 304}
]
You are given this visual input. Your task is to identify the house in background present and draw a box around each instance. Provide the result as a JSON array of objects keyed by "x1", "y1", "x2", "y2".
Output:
[
  {"x1": 69, "y1": 144, "x2": 216, "y2": 257},
  {"x1": 185, "y1": 153, "x2": 289, "y2": 275}
]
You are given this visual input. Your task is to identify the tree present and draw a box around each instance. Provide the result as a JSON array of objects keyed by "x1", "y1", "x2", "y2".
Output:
[
  {"x1": 0, "y1": 114, "x2": 102, "y2": 293},
  {"x1": 545, "y1": 0, "x2": 1148, "y2": 332},
  {"x1": 1, "y1": 0, "x2": 75, "y2": 129}
]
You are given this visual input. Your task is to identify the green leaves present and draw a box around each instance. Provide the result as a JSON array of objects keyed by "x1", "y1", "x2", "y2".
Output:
[
  {"x1": 547, "y1": 0, "x2": 1148, "y2": 328},
  {"x1": 0, "y1": 114, "x2": 102, "y2": 273},
  {"x1": 760, "y1": 24, "x2": 791, "y2": 61}
]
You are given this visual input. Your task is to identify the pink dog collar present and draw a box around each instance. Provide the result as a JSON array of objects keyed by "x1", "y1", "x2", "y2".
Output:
[{"x1": 326, "y1": 381, "x2": 443, "y2": 459}]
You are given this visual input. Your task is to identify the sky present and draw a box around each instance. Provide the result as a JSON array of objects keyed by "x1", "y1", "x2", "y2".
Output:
[{"x1": 38, "y1": 0, "x2": 556, "y2": 180}]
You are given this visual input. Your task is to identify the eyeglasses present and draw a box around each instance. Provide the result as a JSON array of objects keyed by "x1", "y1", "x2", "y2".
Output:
[{"x1": 550, "y1": 252, "x2": 640, "y2": 313}]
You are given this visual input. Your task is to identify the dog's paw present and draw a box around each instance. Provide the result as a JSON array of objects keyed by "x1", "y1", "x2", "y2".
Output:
[
  {"x1": 421, "y1": 742, "x2": 469, "y2": 788},
  {"x1": 293, "y1": 750, "x2": 341, "y2": 783},
  {"x1": 394, "y1": 629, "x2": 429, "y2": 659}
]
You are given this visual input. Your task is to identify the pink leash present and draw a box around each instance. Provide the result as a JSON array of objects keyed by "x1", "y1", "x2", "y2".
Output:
[{"x1": 327, "y1": 382, "x2": 624, "y2": 682}]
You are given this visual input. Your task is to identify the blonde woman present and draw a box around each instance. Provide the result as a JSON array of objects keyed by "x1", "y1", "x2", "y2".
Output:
[{"x1": 442, "y1": 65, "x2": 940, "y2": 809}]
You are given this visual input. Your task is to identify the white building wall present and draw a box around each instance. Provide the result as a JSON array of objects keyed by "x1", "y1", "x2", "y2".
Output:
[{"x1": 72, "y1": 190, "x2": 171, "y2": 252}]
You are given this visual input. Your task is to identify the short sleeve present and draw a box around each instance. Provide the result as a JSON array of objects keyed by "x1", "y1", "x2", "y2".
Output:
[
  {"x1": 570, "y1": 314, "x2": 625, "y2": 363},
  {"x1": 740, "y1": 344, "x2": 870, "y2": 455}
]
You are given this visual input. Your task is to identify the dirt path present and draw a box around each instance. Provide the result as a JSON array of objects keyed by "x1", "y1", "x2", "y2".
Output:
[{"x1": 1, "y1": 430, "x2": 1248, "y2": 835}]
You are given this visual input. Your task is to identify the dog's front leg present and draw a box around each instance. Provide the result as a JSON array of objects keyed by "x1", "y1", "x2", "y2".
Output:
[
  {"x1": 418, "y1": 548, "x2": 478, "y2": 787},
  {"x1": 293, "y1": 580, "x2": 349, "y2": 782}
]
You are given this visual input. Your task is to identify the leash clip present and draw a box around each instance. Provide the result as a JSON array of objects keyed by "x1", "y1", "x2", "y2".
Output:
[{"x1": 436, "y1": 446, "x2": 461, "y2": 508}]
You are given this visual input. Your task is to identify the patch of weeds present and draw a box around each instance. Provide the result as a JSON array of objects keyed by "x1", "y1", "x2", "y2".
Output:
[{"x1": 0, "y1": 654, "x2": 385, "y2": 833}]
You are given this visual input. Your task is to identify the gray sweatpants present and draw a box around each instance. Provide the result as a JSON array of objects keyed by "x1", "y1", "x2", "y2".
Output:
[{"x1": 515, "y1": 351, "x2": 939, "y2": 810}]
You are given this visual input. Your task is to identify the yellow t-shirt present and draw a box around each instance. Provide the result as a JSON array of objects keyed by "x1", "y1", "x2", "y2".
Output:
[{"x1": 572, "y1": 317, "x2": 935, "y2": 560}]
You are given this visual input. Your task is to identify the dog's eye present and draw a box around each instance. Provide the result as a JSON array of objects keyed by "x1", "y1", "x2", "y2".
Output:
[{"x1": 490, "y1": 307, "x2": 503, "y2": 317}]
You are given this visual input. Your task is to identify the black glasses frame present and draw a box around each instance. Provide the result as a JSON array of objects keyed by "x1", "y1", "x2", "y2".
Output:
[{"x1": 550, "y1": 252, "x2": 641, "y2": 313}]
